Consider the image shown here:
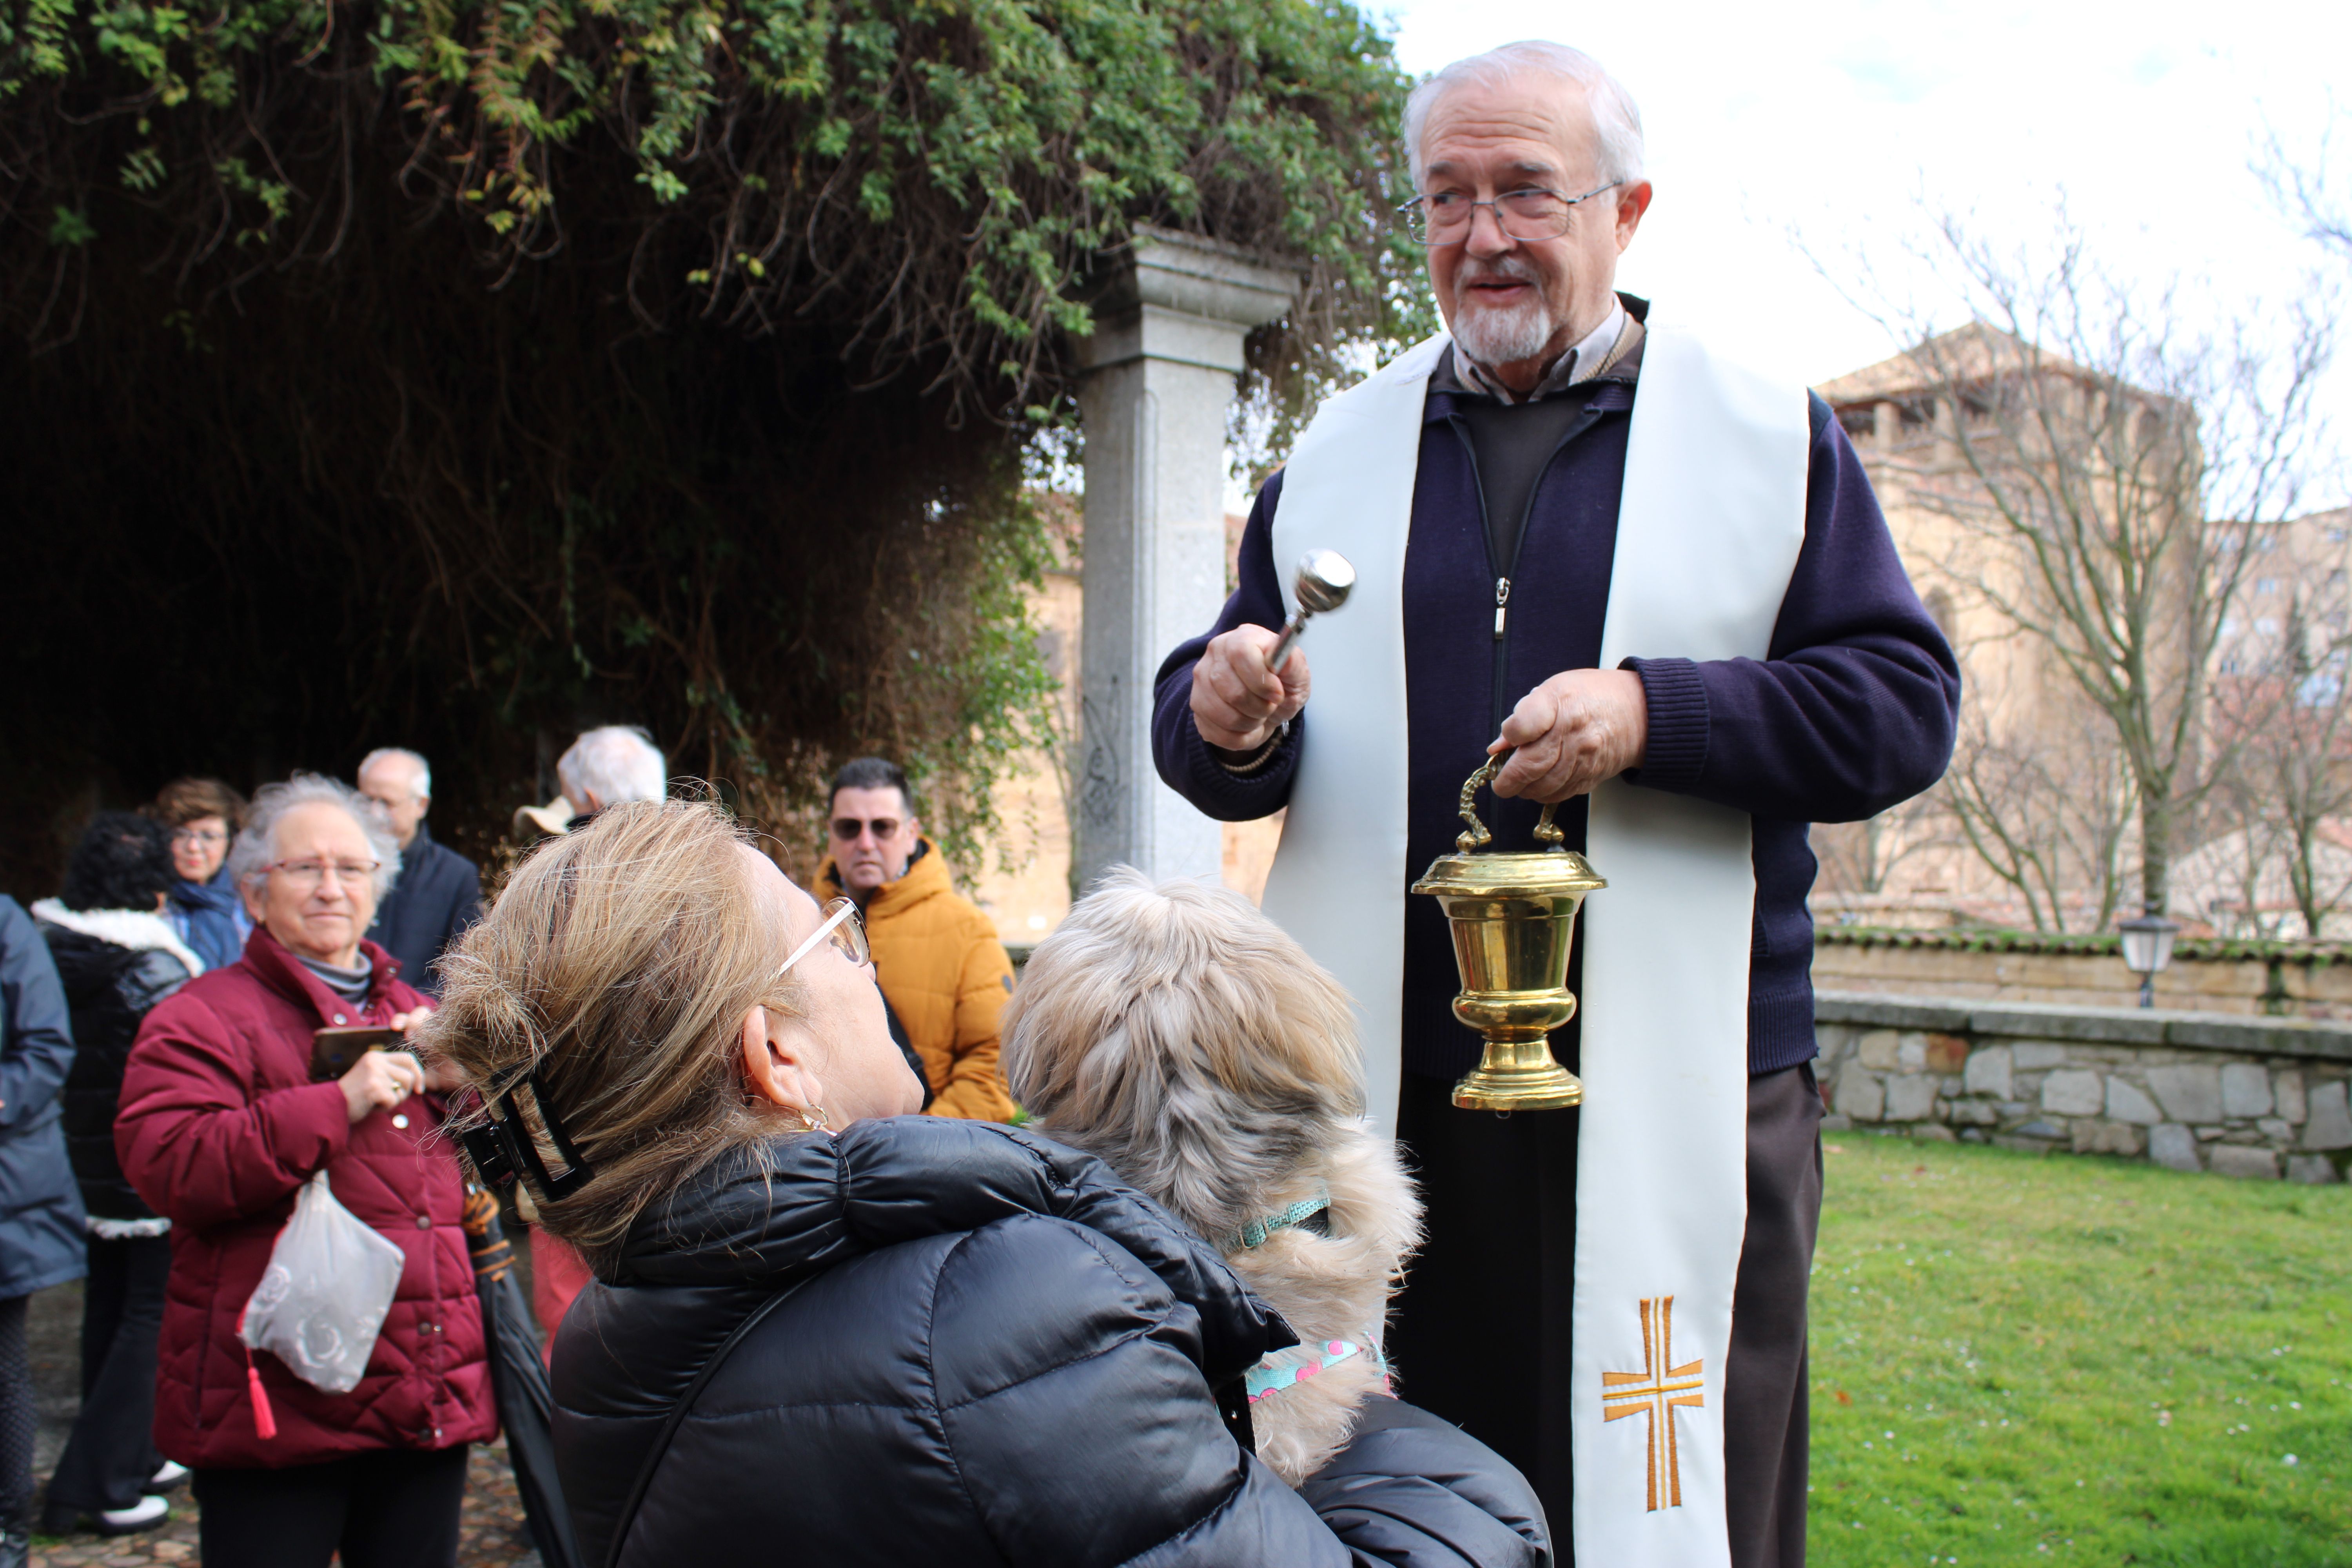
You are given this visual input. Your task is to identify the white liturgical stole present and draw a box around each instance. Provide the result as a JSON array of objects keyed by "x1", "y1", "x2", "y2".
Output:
[{"x1": 1258, "y1": 315, "x2": 1809, "y2": 1566}]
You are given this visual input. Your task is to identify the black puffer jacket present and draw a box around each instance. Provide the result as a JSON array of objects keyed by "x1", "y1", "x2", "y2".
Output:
[
  {"x1": 553, "y1": 1118, "x2": 1548, "y2": 1568},
  {"x1": 37, "y1": 911, "x2": 194, "y2": 1219}
]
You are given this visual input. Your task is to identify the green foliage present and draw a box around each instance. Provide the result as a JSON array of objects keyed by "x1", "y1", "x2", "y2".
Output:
[
  {"x1": 43, "y1": 202, "x2": 92, "y2": 243},
  {"x1": 0, "y1": 0, "x2": 1422, "y2": 882},
  {"x1": 2, "y1": 0, "x2": 1419, "y2": 414},
  {"x1": 1812, "y1": 1135, "x2": 2352, "y2": 1564}
]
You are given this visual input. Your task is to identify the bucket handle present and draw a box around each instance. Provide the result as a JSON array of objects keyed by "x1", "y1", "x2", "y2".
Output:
[{"x1": 1455, "y1": 751, "x2": 1565, "y2": 853}]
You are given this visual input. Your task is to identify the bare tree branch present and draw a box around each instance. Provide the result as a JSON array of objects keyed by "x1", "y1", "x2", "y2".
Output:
[{"x1": 1800, "y1": 200, "x2": 2335, "y2": 920}]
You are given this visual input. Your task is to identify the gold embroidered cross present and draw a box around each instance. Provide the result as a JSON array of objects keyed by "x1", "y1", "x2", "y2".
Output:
[{"x1": 1602, "y1": 1294, "x2": 1706, "y2": 1511}]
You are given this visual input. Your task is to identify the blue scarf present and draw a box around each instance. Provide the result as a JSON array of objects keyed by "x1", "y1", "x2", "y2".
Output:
[{"x1": 169, "y1": 870, "x2": 249, "y2": 971}]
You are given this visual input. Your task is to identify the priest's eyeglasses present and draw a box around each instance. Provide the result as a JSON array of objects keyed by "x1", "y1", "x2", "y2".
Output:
[
  {"x1": 778, "y1": 896, "x2": 871, "y2": 978},
  {"x1": 1395, "y1": 182, "x2": 1620, "y2": 247}
]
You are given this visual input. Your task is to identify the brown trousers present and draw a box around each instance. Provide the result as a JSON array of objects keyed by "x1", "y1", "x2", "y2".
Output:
[{"x1": 1390, "y1": 1061, "x2": 1824, "y2": 1568}]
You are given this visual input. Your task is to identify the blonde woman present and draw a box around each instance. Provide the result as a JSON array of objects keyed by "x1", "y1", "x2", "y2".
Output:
[
  {"x1": 422, "y1": 800, "x2": 1517, "y2": 1568},
  {"x1": 1004, "y1": 871, "x2": 1549, "y2": 1564}
]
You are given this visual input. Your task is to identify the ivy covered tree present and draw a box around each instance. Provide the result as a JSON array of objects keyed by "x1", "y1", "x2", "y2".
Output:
[{"x1": 0, "y1": 0, "x2": 1427, "y2": 886}]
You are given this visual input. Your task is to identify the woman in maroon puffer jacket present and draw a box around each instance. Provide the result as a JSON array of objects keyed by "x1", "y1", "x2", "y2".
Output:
[{"x1": 116, "y1": 775, "x2": 494, "y2": 1568}]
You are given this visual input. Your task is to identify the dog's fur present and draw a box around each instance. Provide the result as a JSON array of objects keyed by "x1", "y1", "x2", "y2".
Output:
[{"x1": 1003, "y1": 870, "x2": 1423, "y2": 1485}]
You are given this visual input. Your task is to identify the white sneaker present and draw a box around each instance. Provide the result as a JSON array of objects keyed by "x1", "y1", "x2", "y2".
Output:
[
  {"x1": 96, "y1": 1494, "x2": 169, "y2": 1535},
  {"x1": 147, "y1": 1461, "x2": 189, "y2": 1493}
]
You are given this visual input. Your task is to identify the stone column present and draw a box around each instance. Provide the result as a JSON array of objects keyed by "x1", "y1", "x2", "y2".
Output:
[{"x1": 1074, "y1": 226, "x2": 1296, "y2": 894}]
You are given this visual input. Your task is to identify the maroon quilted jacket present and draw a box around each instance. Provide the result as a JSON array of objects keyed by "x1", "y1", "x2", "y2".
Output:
[{"x1": 116, "y1": 926, "x2": 495, "y2": 1468}]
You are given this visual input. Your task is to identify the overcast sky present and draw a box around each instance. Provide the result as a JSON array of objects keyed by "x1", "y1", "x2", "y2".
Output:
[{"x1": 1374, "y1": 0, "x2": 2352, "y2": 511}]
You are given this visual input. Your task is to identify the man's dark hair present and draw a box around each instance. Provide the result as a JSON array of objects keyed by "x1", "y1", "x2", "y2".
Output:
[
  {"x1": 828, "y1": 757, "x2": 914, "y2": 815},
  {"x1": 62, "y1": 811, "x2": 178, "y2": 913}
]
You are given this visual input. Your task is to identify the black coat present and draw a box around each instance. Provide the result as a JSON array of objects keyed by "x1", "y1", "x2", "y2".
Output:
[
  {"x1": 553, "y1": 1118, "x2": 1548, "y2": 1568},
  {"x1": 38, "y1": 915, "x2": 193, "y2": 1219},
  {"x1": 366, "y1": 821, "x2": 483, "y2": 997},
  {"x1": 0, "y1": 896, "x2": 86, "y2": 1298}
]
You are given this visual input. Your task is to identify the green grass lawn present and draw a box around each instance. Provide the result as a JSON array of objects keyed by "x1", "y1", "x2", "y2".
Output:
[{"x1": 1809, "y1": 1135, "x2": 2352, "y2": 1566}]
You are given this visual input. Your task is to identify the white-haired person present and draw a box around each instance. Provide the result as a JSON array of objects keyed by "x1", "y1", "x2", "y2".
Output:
[
  {"x1": 514, "y1": 724, "x2": 669, "y2": 841},
  {"x1": 355, "y1": 748, "x2": 482, "y2": 998},
  {"x1": 1004, "y1": 872, "x2": 1547, "y2": 1563},
  {"x1": 1153, "y1": 37, "x2": 1958, "y2": 1560},
  {"x1": 115, "y1": 775, "x2": 494, "y2": 1568},
  {"x1": 421, "y1": 800, "x2": 1546, "y2": 1568}
]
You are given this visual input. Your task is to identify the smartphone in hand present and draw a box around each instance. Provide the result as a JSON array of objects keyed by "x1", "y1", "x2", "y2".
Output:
[{"x1": 311, "y1": 1026, "x2": 406, "y2": 1082}]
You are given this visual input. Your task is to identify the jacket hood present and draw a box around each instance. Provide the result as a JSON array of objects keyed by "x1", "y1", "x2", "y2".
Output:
[
  {"x1": 612, "y1": 1116, "x2": 1290, "y2": 1382},
  {"x1": 32, "y1": 900, "x2": 205, "y2": 981},
  {"x1": 816, "y1": 839, "x2": 949, "y2": 919}
]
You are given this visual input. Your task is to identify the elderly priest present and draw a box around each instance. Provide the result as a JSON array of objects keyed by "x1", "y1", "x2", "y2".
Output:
[{"x1": 1151, "y1": 40, "x2": 1958, "y2": 1568}]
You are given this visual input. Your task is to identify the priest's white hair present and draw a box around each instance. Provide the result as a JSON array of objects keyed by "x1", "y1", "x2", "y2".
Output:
[{"x1": 1403, "y1": 40, "x2": 1646, "y2": 191}]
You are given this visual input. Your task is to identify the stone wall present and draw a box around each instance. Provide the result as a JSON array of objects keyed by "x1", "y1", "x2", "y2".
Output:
[
  {"x1": 1816, "y1": 993, "x2": 2352, "y2": 1182},
  {"x1": 1813, "y1": 929, "x2": 2352, "y2": 1018}
]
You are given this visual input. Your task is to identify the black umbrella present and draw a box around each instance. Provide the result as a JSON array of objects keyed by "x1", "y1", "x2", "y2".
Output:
[{"x1": 464, "y1": 1186, "x2": 584, "y2": 1568}]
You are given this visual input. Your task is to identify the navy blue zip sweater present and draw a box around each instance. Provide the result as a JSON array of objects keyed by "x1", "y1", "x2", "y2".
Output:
[{"x1": 1150, "y1": 334, "x2": 1960, "y2": 1080}]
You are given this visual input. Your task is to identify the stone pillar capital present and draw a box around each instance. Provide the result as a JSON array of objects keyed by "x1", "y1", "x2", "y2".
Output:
[{"x1": 1075, "y1": 226, "x2": 1300, "y2": 375}]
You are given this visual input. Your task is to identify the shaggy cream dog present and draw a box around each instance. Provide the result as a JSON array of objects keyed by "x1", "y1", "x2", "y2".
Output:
[{"x1": 1003, "y1": 870, "x2": 1422, "y2": 1485}]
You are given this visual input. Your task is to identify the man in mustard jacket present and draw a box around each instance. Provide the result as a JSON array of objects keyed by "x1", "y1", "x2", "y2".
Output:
[{"x1": 818, "y1": 758, "x2": 1017, "y2": 1122}]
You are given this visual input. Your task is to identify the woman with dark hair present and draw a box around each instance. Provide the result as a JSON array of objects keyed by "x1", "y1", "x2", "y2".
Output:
[
  {"x1": 32, "y1": 813, "x2": 203, "y2": 1537},
  {"x1": 151, "y1": 777, "x2": 250, "y2": 972},
  {"x1": 423, "y1": 800, "x2": 1549, "y2": 1568}
]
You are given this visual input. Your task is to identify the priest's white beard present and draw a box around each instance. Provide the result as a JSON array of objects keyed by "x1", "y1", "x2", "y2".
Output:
[{"x1": 1448, "y1": 258, "x2": 1565, "y2": 371}]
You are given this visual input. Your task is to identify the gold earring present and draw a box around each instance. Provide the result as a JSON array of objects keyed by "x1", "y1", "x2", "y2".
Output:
[{"x1": 797, "y1": 1104, "x2": 829, "y2": 1134}]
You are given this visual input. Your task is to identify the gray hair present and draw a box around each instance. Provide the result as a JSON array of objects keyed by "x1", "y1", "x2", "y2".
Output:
[
  {"x1": 557, "y1": 726, "x2": 667, "y2": 808},
  {"x1": 1403, "y1": 41, "x2": 1646, "y2": 192},
  {"x1": 226, "y1": 773, "x2": 403, "y2": 900},
  {"x1": 358, "y1": 747, "x2": 432, "y2": 802},
  {"x1": 1002, "y1": 869, "x2": 1363, "y2": 1247}
]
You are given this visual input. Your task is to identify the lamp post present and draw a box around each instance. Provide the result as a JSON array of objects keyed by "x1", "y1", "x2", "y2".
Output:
[{"x1": 2117, "y1": 911, "x2": 2180, "y2": 1009}]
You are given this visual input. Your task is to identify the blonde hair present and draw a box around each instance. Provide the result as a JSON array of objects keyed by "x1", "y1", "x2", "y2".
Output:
[
  {"x1": 1002, "y1": 870, "x2": 1363, "y2": 1246},
  {"x1": 419, "y1": 799, "x2": 800, "y2": 1273}
]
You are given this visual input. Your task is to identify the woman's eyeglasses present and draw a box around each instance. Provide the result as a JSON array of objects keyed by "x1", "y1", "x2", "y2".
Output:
[
  {"x1": 267, "y1": 858, "x2": 381, "y2": 891},
  {"x1": 777, "y1": 896, "x2": 871, "y2": 978}
]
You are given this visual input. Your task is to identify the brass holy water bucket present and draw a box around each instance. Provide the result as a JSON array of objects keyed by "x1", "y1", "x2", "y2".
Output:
[{"x1": 1410, "y1": 757, "x2": 1606, "y2": 1112}]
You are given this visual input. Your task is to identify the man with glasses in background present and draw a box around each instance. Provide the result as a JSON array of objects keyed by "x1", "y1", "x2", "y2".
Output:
[
  {"x1": 817, "y1": 758, "x2": 1015, "y2": 1122},
  {"x1": 355, "y1": 748, "x2": 482, "y2": 998},
  {"x1": 1150, "y1": 40, "x2": 1958, "y2": 1567}
]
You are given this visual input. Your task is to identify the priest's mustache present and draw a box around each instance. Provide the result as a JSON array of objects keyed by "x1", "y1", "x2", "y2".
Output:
[{"x1": 1455, "y1": 256, "x2": 1541, "y2": 292}]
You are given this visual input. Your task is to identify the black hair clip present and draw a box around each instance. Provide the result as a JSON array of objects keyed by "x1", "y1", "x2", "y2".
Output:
[{"x1": 457, "y1": 1063, "x2": 595, "y2": 1202}]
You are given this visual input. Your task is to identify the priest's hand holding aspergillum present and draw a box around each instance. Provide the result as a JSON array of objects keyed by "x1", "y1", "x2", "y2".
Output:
[
  {"x1": 1191, "y1": 625, "x2": 1310, "y2": 754},
  {"x1": 1490, "y1": 668, "x2": 1648, "y2": 802}
]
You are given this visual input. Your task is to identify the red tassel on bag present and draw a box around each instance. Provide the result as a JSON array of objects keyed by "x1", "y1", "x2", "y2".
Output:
[
  {"x1": 238, "y1": 1301, "x2": 278, "y2": 1440},
  {"x1": 246, "y1": 1362, "x2": 278, "y2": 1440}
]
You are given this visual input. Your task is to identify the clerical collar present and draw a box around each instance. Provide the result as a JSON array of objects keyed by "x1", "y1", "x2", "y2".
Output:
[{"x1": 1454, "y1": 301, "x2": 1628, "y2": 405}]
